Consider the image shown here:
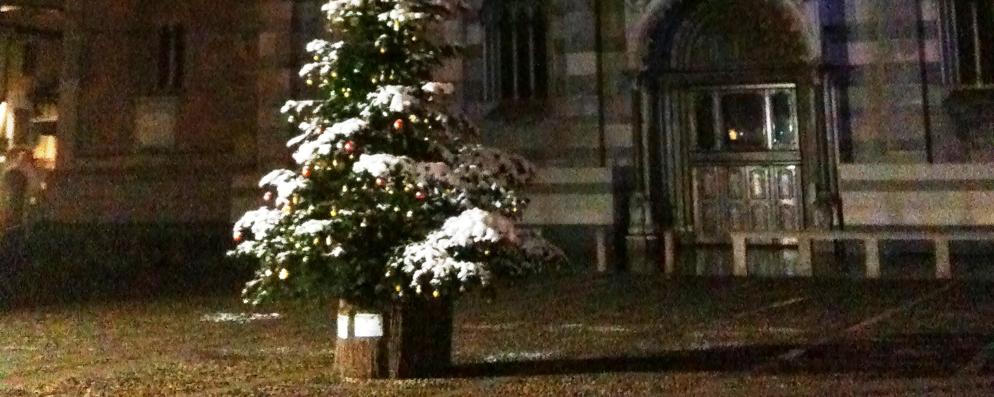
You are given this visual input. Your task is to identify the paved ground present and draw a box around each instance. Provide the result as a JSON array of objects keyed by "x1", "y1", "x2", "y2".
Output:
[{"x1": 2, "y1": 274, "x2": 994, "y2": 396}]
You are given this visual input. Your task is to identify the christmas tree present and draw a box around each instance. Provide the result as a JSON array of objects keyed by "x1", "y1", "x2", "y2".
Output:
[{"x1": 231, "y1": 0, "x2": 564, "y2": 310}]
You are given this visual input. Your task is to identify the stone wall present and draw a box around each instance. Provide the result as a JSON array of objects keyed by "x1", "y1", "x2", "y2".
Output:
[
  {"x1": 18, "y1": 0, "x2": 303, "y2": 298},
  {"x1": 35, "y1": 0, "x2": 994, "y2": 275},
  {"x1": 828, "y1": 0, "x2": 937, "y2": 162},
  {"x1": 454, "y1": 0, "x2": 626, "y2": 268},
  {"x1": 458, "y1": 0, "x2": 628, "y2": 168},
  {"x1": 840, "y1": 164, "x2": 994, "y2": 226},
  {"x1": 49, "y1": 0, "x2": 272, "y2": 224}
]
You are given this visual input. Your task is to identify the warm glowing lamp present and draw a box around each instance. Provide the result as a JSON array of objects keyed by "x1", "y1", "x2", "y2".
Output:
[
  {"x1": 0, "y1": 101, "x2": 9, "y2": 142},
  {"x1": 33, "y1": 135, "x2": 58, "y2": 170},
  {"x1": 728, "y1": 129, "x2": 739, "y2": 141}
]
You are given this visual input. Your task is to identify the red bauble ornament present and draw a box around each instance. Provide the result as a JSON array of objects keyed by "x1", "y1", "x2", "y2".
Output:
[
  {"x1": 415, "y1": 191, "x2": 426, "y2": 201},
  {"x1": 376, "y1": 177, "x2": 387, "y2": 187},
  {"x1": 302, "y1": 165, "x2": 312, "y2": 178},
  {"x1": 344, "y1": 140, "x2": 356, "y2": 154},
  {"x1": 233, "y1": 232, "x2": 243, "y2": 243},
  {"x1": 393, "y1": 118, "x2": 405, "y2": 131}
]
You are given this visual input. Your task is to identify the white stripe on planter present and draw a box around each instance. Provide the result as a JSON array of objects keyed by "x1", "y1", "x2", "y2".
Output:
[
  {"x1": 354, "y1": 313, "x2": 384, "y2": 338},
  {"x1": 337, "y1": 315, "x2": 350, "y2": 339}
]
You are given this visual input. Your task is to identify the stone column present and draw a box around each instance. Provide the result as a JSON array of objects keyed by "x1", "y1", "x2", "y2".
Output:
[
  {"x1": 255, "y1": 0, "x2": 295, "y2": 170},
  {"x1": 56, "y1": 0, "x2": 84, "y2": 169},
  {"x1": 10, "y1": 109, "x2": 30, "y2": 149},
  {"x1": 230, "y1": 0, "x2": 296, "y2": 222},
  {"x1": 623, "y1": 0, "x2": 652, "y2": 70},
  {"x1": 625, "y1": 73, "x2": 659, "y2": 273}
]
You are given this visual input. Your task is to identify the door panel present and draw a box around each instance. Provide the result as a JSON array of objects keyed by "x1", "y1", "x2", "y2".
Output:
[
  {"x1": 693, "y1": 164, "x2": 801, "y2": 242},
  {"x1": 775, "y1": 166, "x2": 801, "y2": 231},
  {"x1": 750, "y1": 201, "x2": 771, "y2": 232},
  {"x1": 748, "y1": 168, "x2": 769, "y2": 200},
  {"x1": 728, "y1": 167, "x2": 745, "y2": 199},
  {"x1": 728, "y1": 202, "x2": 746, "y2": 231},
  {"x1": 687, "y1": 84, "x2": 803, "y2": 243}
]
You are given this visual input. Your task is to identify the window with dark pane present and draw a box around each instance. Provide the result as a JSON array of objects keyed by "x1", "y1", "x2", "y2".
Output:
[
  {"x1": 953, "y1": 0, "x2": 994, "y2": 85},
  {"x1": 979, "y1": 0, "x2": 994, "y2": 85},
  {"x1": 483, "y1": 1, "x2": 547, "y2": 103},
  {"x1": 771, "y1": 91, "x2": 797, "y2": 149},
  {"x1": 694, "y1": 93, "x2": 716, "y2": 151},
  {"x1": 157, "y1": 24, "x2": 185, "y2": 92},
  {"x1": 531, "y1": 10, "x2": 548, "y2": 98},
  {"x1": 720, "y1": 93, "x2": 767, "y2": 151}
]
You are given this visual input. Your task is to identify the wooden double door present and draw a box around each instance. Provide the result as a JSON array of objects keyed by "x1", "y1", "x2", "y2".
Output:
[
  {"x1": 686, "y1": 84, "x2": 804, "y2": 243},
  {"x1": 693, "y1": 164, "x2": 802, "y2": 243}
]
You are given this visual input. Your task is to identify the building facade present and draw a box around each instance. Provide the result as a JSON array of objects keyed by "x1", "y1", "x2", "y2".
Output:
[{"x1": 2, "y1": 0, "x2": 993, "y2": 276}]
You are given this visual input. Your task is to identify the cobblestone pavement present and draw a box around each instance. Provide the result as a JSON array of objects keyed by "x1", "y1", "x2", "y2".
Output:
[{"x1": 2, "y1": 275, "x2": 994, "y2": 396}]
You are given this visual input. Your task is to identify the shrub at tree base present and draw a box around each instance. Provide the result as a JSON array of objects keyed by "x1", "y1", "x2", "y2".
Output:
[{"x1": 229, "y1": 0, "x2": 565, "y2": 379}]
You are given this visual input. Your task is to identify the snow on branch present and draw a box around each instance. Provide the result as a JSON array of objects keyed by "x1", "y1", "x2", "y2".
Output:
[
  {"x1": 259, "y1": 169, "x2": 307, "y2": 206},
  {"x1": 352, "y1": 153, "x2": 415, "y2": 178}
]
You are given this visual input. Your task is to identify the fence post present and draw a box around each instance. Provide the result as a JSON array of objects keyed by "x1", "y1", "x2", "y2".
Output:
[
  {"x1": 865, "y1": 238, "x2": 880, "y2": 279},
  {"x1": 797, "y1": 237, "x2": 813, "y2": 277},
  {"x1": 935, "y1": 238, "x2": 951, "y2": 279},
  {"x1": 664, "y1": 230, "x2": 675, "y2": 276},
  {"x1": 732, "y1": 234, "x2": 747, "y2": 277}
]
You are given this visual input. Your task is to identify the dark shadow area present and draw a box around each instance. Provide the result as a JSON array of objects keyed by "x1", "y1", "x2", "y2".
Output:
[
  {"x1": 3, "y1": 222, "x2": 253, "y2": 309},
  {"x1": 449, "y1": 333, "x2": 993, "y2": 379},
  {"x1": 449, "y1": 344, "x2": 799, "y2": 378},
  {"x1": 0, "y1": 226, "x2": 29, "y2": 308},
  {"x1": 768, "y1": 333, "x2": 991, "y2": 377},
  {"x1": 952, "y1": 240, "x2": 994, "y2": 281}
]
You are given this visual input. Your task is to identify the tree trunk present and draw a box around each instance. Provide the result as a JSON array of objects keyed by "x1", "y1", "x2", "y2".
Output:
[
  {"x1": 388, "y1": 297, "x2": 454, "y2": 378},
  {"x1": 335, "y1": 301, "x2": 389, "y2": 379},
  {"x1": 334, "y1": 297, "x2": 453, "y2": 379}
]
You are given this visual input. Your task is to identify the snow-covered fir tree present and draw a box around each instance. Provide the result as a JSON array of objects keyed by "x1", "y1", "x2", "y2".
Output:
[{"x1": 231, "y1": 0, "x2": 564, "y2": 308}]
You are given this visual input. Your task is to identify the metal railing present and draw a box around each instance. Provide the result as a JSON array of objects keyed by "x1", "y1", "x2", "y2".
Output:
[{"x1": 729, "y1": 230, "x2": 994, "y2": 279}]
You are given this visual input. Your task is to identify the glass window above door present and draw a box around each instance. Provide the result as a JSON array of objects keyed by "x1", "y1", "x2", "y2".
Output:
[
  {"x1": 692, "y1": 85, "x2": 798, "y2": 152},
  {"x1": 721, "y1": 93, "x2": 767, "y2": 151}
]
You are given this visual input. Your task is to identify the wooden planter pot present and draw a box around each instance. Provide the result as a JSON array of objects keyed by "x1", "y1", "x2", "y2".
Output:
[{"x1": 335, "y1": 297, "x2": 453, "y2": 379}]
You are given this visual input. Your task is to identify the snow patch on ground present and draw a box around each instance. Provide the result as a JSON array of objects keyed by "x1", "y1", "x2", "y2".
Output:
[
  {"x1": 587, "y1": 325, "x2": 633, "y2": 333},
  {"x1": 466, "y1": 322, "x2": 636, "y2": 333},
  {"x1": 460, "y1": 322, "x2": 522, "y2": 331},
  {"x1": 483, "y1": 351, "x2": 557, "y2": 363},
  {"x1": 553, "y1": 323, "x2": 633, "y2": 333},
  {"x1": 200, "y1": 312, "x2": 282, "y2": 324},
  {"x1": 1, "y1": 345, "x2": 39, "y2": 351}
]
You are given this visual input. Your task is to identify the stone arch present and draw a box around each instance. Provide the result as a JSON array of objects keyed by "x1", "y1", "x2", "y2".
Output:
[{"x1": 629, "y1": 0, "x2": 819, "y2": 72}]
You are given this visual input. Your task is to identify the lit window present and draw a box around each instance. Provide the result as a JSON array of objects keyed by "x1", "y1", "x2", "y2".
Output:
[
  {"x1": 721, "y1": 93, "x2": 767, "y2": 151},
  {"x1": 157, "y1": 24, "x2": 185, "y2": 92},
  {"x1": 692, "y1": 86, "x2": 798, "y2": 152},
  {"x1": 481, "y1": 1, "x2": 548, "y2": 103},
  {"x1": 33, "y1": 134, "x2": 57, "y2": 169},
  {"x1": 949, "y1": 0, "x2": 994, "y2": 86}
]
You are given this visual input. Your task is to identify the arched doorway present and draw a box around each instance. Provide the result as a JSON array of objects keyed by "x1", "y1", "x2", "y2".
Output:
[{"x1": 644, "y1": 0, "x2": 832, "y2": 245}]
